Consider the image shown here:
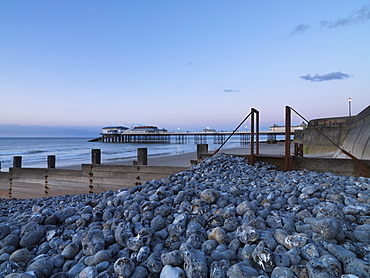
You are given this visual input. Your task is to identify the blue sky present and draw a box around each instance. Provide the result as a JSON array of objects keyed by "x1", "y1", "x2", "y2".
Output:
[{"x1": 1, "y1": 1, "x2": 369, "y2": 136}]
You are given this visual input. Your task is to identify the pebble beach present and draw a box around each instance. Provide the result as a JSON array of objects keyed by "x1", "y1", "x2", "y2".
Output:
[{"x1": 1, "y1": 152, "x2": 370, "y2": 277}]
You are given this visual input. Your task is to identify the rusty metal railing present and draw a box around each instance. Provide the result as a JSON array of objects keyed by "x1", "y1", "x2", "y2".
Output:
[
  {"x1": 212, "y1": 108, "x2": 260, "y2": 161},
  {"x1": 285, "y1": 106, "x2": 370, "y2": 177}
]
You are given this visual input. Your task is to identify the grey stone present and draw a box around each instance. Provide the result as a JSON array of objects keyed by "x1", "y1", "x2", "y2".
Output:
[
  {"x1": 160, "y1": 265, "x2": 185, "y2": 278},
  {"x1": 284, "y1": 234, "x2": 308, "y2": 249},
  {"x1": 271, "y1": 266, "x2": 295, "y2": 278},
  {"x1": 20, "y1": 223, "x2": 45, "y2": 248},
  {"x1": 343, "y1": 257, "x2": 370, "y2": 278},
  {"x1": 209, "y1": 259, "x2": 230, "y2": 278},
  {"x1": 136, "y1": 246, "x2": 150, "y2": 263},
  {"x1": 200, "y1": 189, "x2": 219, "y2": 204},
  {"x1": 0, "y1": 224, "x2": 10, "y2": 240},
  {"x1": 66, "y1": 263, "x2": 86, "y2": 278},
  {"x1": 61, "y1": 242, "x2": 80, "y2": 260},
  {"x1": 236, "y1": 225, "x2": 260, "y2": 244},
  {"x1": 9, "y1": 249, "x2": 31, "y2": 264},
  {"x1": 113, "y1": 257, "x2": 135, "y2": 277},
  {"x1": 26, "y1": 254, "x2": 54, "y2": 278},
  {"x1": 353, "y1": 224, "x2": 370, "y2": 243},
  {"x1": 161, "y1": 250, "x2": 183, "y2": 267},
  {"x1": 252, "y1": 241, "x2": 274, "y2": 273},
  {"x1": 300, "y1": 243, "x2": 320, "y2": 261},
  {"x1": 273, "y1": 252, "x2": 290, "y2": 267},
  {"x1": 226, "y1": 261, "x2": 259, "y2": 278},
  {"x1": 307, "y1": 255, "x2": 342, "y2": 278},
  {"x1": 180, "y1": 243, "x2": 207, "y2": 278},
  {"x1": 310, "y1": 218, "x2": 340, "y2": 240},
  {"x1": 130, "y1": 265, "x2": 148, "y2": 278},
  {"x1": 145, "y1": 251, "x2": 163, "y2": 274},
  {"x1": 326, "y1": 243, "x2": 357, "y2": 263},
  {"x1": 81, "y1": 229, "x2": 105, "y2": 256},
  {"x1": 151, "y1": 215, "x2": 166, "y2": 231}
]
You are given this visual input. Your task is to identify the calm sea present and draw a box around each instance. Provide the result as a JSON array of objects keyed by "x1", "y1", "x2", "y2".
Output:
[{"x1": 0, "y1": 137, "x2": 242, "y2": 172}]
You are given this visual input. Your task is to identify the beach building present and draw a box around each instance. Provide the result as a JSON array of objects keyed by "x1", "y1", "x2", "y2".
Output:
[
  {"x1": 101, "y1": 126, "x2": 129, "y2": 134},
  {"x1": 132, "y1": 126, "x2": 168, "y2": 133},
  {"x1": 269, "y1": 122, "x2": 307, "y2": 132}
]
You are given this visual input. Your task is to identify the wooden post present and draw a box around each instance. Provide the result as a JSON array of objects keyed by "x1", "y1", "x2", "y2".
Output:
[
  {"x1": 255, "y1": 109, "x2": 260, "y2": 155},
  {"x1": 47, "y1": 155, "x2": 56, "y2": 168},
  {"x1": 13, "y1": 156, "x2": 22, "y2": 168},
  {"x1": 299, "y1": 143, "x2": 304, "y2": 157},
  {"x1": 92, "y1": 149, "x2": 101, "y2": 164},
  {"x1": 294, "y1": 143, "x2": 299, "y2": 157},
  {"x1": 137, "y1": 148, "x2": 148, "y2": 165},
  {"x1": 285, "y1": 106, "x2": 292, "y2": 171},
  {"x1": 197, "y1": 144, "x2": 208, "y2": 155}
]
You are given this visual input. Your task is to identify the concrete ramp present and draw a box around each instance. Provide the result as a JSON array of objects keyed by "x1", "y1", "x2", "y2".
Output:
[{"x1": 335, "y1": 105, "x2": 370, "y2": 159}]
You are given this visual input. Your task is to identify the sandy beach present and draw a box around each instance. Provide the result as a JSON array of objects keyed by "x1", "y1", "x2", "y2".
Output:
[{"x1": 60, "y1": 142, "x2": 287, "y2": 170}]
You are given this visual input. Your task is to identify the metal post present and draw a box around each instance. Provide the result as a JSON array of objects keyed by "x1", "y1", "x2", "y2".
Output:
[
  {"x1": 348, "y1": 98, "x2": 352, "y2": 116},
  {"x1": 249, "y1": 109, "x2": 255, "y2": 165},
  {"x1": 137, "y1": 148, "x2": 148, "y2": 165},
  {"x1": 255, "y1": 109, "x2": 260, "y2": 155},
  {"x1": 92, "y1": 149, "x2": 101, "y2": 164},
  {"x1": 13, "y1": 156, "x2": 22, "y2": 168},
  {"x1": 285, "y1": 106, "x2": 292, "y2": 171},
  {"x1": 299, "y1": 143, "x2": 304, "y2": 157},
  {"x1": 47, "y1": 155, "x2": 56, "y2": 168}
]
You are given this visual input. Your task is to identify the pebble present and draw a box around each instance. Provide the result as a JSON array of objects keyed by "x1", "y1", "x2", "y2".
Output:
[{"x1": 0, "y1": 153, "x2": 369, "y2": 277}]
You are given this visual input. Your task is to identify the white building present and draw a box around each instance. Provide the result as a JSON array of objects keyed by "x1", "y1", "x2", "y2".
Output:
[{"x1": 101, "y1": 126, "x2": 129, "y2": 134}]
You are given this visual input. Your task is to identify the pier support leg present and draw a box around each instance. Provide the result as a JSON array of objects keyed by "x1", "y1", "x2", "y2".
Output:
[
  {"x1": 137, "y1": 148, "x2": 148, "y2": 165},
  {"x1": 47, "y1": 155, "x2": 56, "y2": 168},
  {"x1": 92, "y1": 149, "x2": 101, "y2": 164},
  {"x1": 13, "y1": 156, "x2": 22, "y2": 168}
]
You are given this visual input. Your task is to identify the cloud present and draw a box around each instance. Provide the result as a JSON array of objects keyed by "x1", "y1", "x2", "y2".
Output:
[
  {"x1": 290, "y1": 24, "x2": 311, "y2": 36},
  {"x1": 223, "y1": 89, "x2": 241, "y2": 93},
  {"x1": 320, "y1": 5, "x2": 370, "y2": 28},
  {"x1": 291, "y1": 5, "x2": 370, "y2": 36},
  {"x1": 300, "y1": 71, "x2": 352, "y2": 82}
]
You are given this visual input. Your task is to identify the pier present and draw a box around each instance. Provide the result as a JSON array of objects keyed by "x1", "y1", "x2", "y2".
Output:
[{"x1": 88, "y1": 130, "x2": 292, "y2": 144}]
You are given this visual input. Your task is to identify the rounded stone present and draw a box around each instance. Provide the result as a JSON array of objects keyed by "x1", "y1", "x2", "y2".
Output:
[
  {"x1": 20, "y1": 223, "x2": 45, "y2": 247},
  {"x1": 200, "y1": 189, "x2": 219, "y2": 204},
  {"x1": 160, "y1": 265, "x2": 185, "y2": 278},
  {"x1": 114, "y1": 257, "x2": 135, "y2": 277},
  {"x1": 130, "y1": 265, "x2": 149, "y2": 278},
  {"x1": 78, "y1": 266, "x2": 98, "y2": 278},
  {"x1": 9, "y1": 248, "x2": 31, "y2": 264},
  {"x1": 353, "y1": 224, "x2": 370, "y2": 243},
  {"x1": 271, "y1": 266, "x2": 295, "y2": 278},
  {"x1": 226, "y1": 261, "x2": 259, "y2": 277},
  {"x1": 26, "y1": 254, "x2": 54, "y2": 277},
  {"x1": 61, "y1": 242, "x2": 80, "y2": 259},
  {"x1": 0, "y1": 224, "x2": 10, "y2": 240},
  {"x1": 208, "y1": 227, "x2": 226, "y2": 244},
  {"x1": 81, "y1": 229, "x2": 105, "y2": 256}
]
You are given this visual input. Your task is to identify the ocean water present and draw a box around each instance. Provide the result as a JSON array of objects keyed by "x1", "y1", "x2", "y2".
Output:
[{"x1": 0, "y1": 137, "x2": 243, "y2": 172}]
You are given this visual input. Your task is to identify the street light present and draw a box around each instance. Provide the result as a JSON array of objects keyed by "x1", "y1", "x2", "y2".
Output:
[{"x1": 348, "y1": 98, "x2": 352, "y2": 116}]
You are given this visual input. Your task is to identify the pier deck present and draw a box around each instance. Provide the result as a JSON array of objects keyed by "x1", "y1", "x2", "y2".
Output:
[{"x1": 89, "y1": 130, "x2": 293, "y2": 144}]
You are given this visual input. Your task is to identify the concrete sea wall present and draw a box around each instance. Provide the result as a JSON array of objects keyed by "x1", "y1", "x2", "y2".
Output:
[{"x1": 302, "y1": 105, "x2": 370, "y2": 160}]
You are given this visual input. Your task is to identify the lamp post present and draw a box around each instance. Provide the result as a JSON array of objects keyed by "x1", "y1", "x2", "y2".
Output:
[{"x1": 348, "y1": 98, "x2": 352, "y2": 116}]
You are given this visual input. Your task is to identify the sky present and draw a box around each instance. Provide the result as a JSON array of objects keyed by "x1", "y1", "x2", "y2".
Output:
[{"x1": 1, "y1": 0, "x2": 370, "y2": 136}]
